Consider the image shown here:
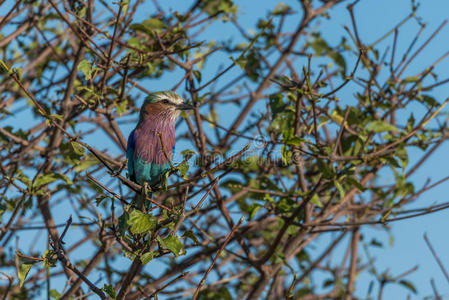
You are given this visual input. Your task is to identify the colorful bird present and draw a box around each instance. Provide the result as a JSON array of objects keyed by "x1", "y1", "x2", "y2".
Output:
[{"x1": 127, "y1": 91, "x2": 193, "y2": 195}]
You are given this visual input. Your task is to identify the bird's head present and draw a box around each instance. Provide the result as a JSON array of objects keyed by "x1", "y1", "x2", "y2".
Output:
[{"x1": 139, "y1": 91, "x2": 193, "y2": 122}]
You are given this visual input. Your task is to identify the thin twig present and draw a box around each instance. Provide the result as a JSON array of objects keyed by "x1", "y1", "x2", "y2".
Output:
[{"x1": 192, "y1": 216, "x2": 244, "y2": 300}]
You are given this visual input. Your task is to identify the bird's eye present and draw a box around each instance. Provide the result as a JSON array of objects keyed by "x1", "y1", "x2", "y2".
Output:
[{"x1": 161, "y1": 99, "x2": 170, "y2": 104}]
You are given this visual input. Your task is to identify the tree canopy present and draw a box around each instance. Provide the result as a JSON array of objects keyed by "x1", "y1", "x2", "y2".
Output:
[{"x1": 1, "y1": 0, "x2": 449, "y2": 299}]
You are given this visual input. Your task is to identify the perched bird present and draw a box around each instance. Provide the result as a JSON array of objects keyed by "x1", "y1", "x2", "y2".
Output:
[{"x1": 127, "y1": 91, "x2": 193, "y2": 193}]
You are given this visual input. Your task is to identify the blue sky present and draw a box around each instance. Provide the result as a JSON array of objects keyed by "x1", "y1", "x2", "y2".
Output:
[{"x1": 2, "y1": 0, "x2": 449, "y2": 298}]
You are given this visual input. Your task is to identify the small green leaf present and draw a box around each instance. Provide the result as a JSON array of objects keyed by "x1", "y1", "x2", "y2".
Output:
[
  {"x1": 347, "y1": 176, "x2": 366, "y2": 192},
  {"x1": 177, "y1": 161, "x2": 189, "y2": 179},
  {"x1": 198, "y1": 286, "x2": 233, "y2": 300},
  {"x1": 402, "y1": 76, "x2": 420, "y2": 83},
  {"x1": 395, "y1": 147, "x2": 408, "y2": 170},
  {"x1": 121, "y1": 0, "x2": 129, "y2": 16},
  {"x1": 115, "y1": 100, "x2": 128, "y2": 115},
  {"x1": 193, "y1": 70, "x2": 202, "y2": 83},
  {"x1": 42, "y1": 249, "x2": 56, "y2": 268},
  {"x1": 102, "y1": 284, "x2": 116, "y2": 299},
  {"x1": 182, "y1": 230, "x2": 199, "y2": 245},
  {"x1": 70, "y1": 141, "x2": 85, "y2": 156},
  {"x1": 399, "y1": 279, "x2": 417, "y2": 294},
  {"x1": 310, "y1": 194, "x2": 323, "y2": 208},
  {"x1": 142, "y1": 18, "x2": 165, "y2": 30},
  {"x1": 18, "y1": 262, "x2": 33, "y2": 287},
  {"x1": 127, "y1": 210, "x2": 156, "y2": 235},
  {"x1": 95, "y1": 195, "x2": 108, "y2": 206},
  {"x1": 16, "y1": 171, "x2": 32, "y2": 190},
  {"x1": 49, "y1": 289, "x2": 61, "y2": 299},
  {"x1": 334, "y1": 180, "x2": 345, "y2": 199},
  {"x1": 0, "y1": 59, "x2": 10, "y2": 74},
  {"x1": 140, "y1": 251, "x2": 155, "y2": 264},
  {"x1": 0, "y1": 202, "x2": 5, "y2": 223},
  {"x1": 285, "y1": 137, "x2": 304, "y2": 146},
  {"x1": 248, "y1": 203, "x2": 260, "y2": 220},
  {"x1": 16, "y1": 253, "x2": 37, "y2": 287},
  {"x1": 50, "y1": 114, "x2": 63, "y2": 121},
  {"x1": 74, "y1": 156, "x2": 99, "y2": 172},
  {"x1": 420, "y1": 95, "x2": 438, "y2": 107},
  {"x1": 33, "y1": 173, "x2": 73, "y2": 189},
  {"x1": 118, "y1": 211, "x2": 129, "y2": 236},
  {"x1": 78, "y1": 60, "x2": 93, "y2": 80},
  {"x1": 366, "y1": 120, "x2": 398, "y2": 133},
  {"x1": 158, "y1": 235, "x2": 185, "y2": 257}
]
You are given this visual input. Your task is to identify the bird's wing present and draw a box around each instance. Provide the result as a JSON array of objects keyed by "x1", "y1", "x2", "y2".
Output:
[
  {"x1": 126, "y1": 129, "x2": 136, "y2": 182},
  {"x1": 172, "y1": 145, "x2": 175, "y2": 163}
]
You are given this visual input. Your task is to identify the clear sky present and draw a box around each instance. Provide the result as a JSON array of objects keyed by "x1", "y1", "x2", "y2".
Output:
[{"x1": 2, "y1": 0, "x2": 449, "y2": 298}]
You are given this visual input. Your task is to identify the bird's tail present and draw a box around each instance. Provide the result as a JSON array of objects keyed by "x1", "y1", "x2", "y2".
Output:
[{"x1": 132, "y1": 192, "x2": 153, "y2": 211}]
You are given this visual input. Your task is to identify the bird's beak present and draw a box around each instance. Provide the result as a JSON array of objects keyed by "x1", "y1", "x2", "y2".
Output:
[{"x1": 176, "y1": 103, "x2": 194, "y2": 110}]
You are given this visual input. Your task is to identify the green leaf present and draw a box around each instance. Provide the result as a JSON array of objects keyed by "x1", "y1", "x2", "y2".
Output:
[
  {"x1": 70, "y1": 141, "x2": 85, "y2": 156},
  {"x1": 310, "y1": 194, "x2": 323, "y2": 208},
  {"x1": 118, "y1": 211, "x2": 129, "y2": 236},
  {"x1": 158, "y1": 235, "x2": 185, "y2": 257},
  {"x1": 347, "y1": 176, "x2": 366, "y2": 192},
  {"x1": 402, "y1": 76, "x2": 420, "y2": 83},
  {"x1": 399, "y1": 279, "x2": 417, "y2": 294},
  {"x1": 142, "y1": 18, "x2": 165, "y2": 30},
  {"x1": 0, "y1": 201, "x2": 5, "y2": 223},
  {"x1": 0, "y1": 59, "x2": 10, "y2": 74},
  {"x1": 420, "y1": 95, "x2": 438, "y2": 107},
  {"x1": 18, "y1": 262, "x2": 33, "y2": 287},
  {"x1": 334, "y1": 180, "x2": 345, "y2": 199},
  {"x1": 78, "y1": 60, "x2": 93, "y2": 80},
  {"x1": 366, "y1": 120, "x2": 398, "y2": 133},
  {"x1": 272, "y1": 2, "x2": 291, "y2": 15},
  {"x1": 316, "y1": 158, "x2": 334, "y2": 178},
  {"x1": 115, "y1": 100, "x2": 128, "y2": 115},
  {"x1": 33, "y1": 173, "x2": 73, "y2": 189},
  {"x1": 229, "y1": 55, "x2": 245, "y2": 69},
  {"x1": 42, "y1": 249, "x2": 56, "y2": 268},
  {"x1": 140, "y1": 251, "x2": 156, "y2": 264},
  {"x1": 16, "y1": 171, "x2": 32, "y2": 190},
  {"x1": 50, "y1": 114, "x2": 63, "y2": 121},
  {"x1": 269, "y1": 93, "x2": 285, "y2": 117},
  {"x1": 182, "y1": 230, "x2": 199, "y2": 245},
  {"x1": 74, "y1": 156, "x2": 99, "y2": 172},
  {"x1": 181, "y1": 150, "x2": 196, "y2": 159},
  {"x1": 328, "y1": 51, "x2": 347, "y2": 74},
  {"x1": 193, "y1": 70, "x2": 202, "y2": 83},
  {"x1": 177, "y1": 161, "x2": 189, "y2": 179},
  {"x1": 309, "y1": 34, "x2": 346, "y2": 73},
  {"x1": 395, "y1": 147, "x2": 408, "y2": 170},
  {"x1": 102, "y1": 284, "x2": 116, "y2": 299},
  {"x1": 248, "y1": 203, "x2": 260, "y2": 220},
  {"x1": 127, "y1": 210, "x2": 156, "y2": 235},
  {"x1": 121, "y1": 0, "x2": 129, "y2": 16},
  {"x1": 16, "y1": 253, "x2": 37, "y2": 287},
  {"x1": 95, "y1": 195, "x2": 108, "y2": 206},
  {"x1": 198, "y1": 287, "x2": 233, "y2": 300},
  {"x1": 49, "y1": 289, "x2": 61, "y2": 300},
  {"x1": 285, "y1": 137, "x2": 304, "y2": 146}
]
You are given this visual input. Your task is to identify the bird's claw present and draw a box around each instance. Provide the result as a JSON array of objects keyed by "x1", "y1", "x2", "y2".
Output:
[
  {"x1": 140, "y1": 182, "x2": 153, "y2": 212},
  {"x1": 111, "y1": 161, "x2": 127, "y2": 177}
]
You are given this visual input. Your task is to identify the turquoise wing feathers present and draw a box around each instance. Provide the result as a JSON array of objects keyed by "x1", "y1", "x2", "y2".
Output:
[{"x1": 127, "y1": 128, "x2": 171, "y2": 186}]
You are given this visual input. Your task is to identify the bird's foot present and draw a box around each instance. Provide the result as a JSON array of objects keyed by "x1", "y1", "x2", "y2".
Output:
[
  {"x1": 111, "y1": 160, "x2": 127, "y2": 177},
  {"x1": 140, "y1": 182, "x2": 153, "y2": 212}
]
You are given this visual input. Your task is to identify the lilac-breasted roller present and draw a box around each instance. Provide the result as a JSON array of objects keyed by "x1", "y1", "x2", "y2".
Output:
[{"x1": 127, "y1": 91, "x2": 193, "y2": 190}]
